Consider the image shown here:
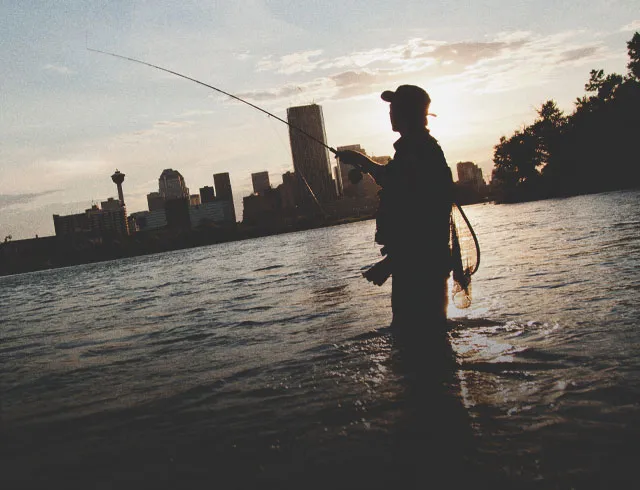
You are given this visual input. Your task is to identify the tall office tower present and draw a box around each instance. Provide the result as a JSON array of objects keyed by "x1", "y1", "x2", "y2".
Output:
[
  {"x1": 111, "y1": 169, "x2": 126, "y2": 206},
  {"x1": 286, "y1": 104, "x2": 335, "y2": 210},
  {"x1": 147, "y1": 192, "x2": 165, "y2": 212},
  {"x1": 251, "y1": 171, "x2": 271, "y2": 195},
  {"x1": 199, "y1": 186, "x2": 215, "y2": 203},
  {"x1": 213, "y1": 172, "x2": 237, "y2": 223},
  {"x1": 159, "y1": 169, "x2": 190, "y2": 199}
]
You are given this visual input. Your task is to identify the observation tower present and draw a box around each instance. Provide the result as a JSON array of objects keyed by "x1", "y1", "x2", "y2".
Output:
[{"x1": 111, "y1": 169, "x2": 126, "y2": 206}]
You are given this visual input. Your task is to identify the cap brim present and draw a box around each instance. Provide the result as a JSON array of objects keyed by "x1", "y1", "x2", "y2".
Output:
[{"x1": 380, "y1": 90, "x2": 395, "y2": 102}]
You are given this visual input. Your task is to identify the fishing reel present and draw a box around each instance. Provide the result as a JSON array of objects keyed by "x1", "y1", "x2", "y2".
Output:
[{"x1": 348, "y1": 168, "x2": 363, "y2": 184}]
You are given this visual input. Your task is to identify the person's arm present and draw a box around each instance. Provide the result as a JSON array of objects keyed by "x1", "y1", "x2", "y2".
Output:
[{"x1": 335, "y1": 150, "x2": 387, "y2": 185}]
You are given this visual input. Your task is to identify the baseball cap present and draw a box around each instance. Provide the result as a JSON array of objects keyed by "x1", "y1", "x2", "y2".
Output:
[{"x1": 381, "y1": 85, "x2": 436, "y2": 116}]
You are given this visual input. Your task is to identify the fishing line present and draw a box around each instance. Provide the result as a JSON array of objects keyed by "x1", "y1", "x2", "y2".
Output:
[
  {"x1": 449, "y1": 201, "x2": 481, "y2": 309},
  {"x1": 88, "y1": 46, "x2": 329, "y2": 216},
  {"x1": 454, "y1": 202, "x2": 480, "y2": 275},
  {"x1": 88, "y1": 47, "x2": 478, "y2": 263},
  {"x1": 87, "y1": 47, "x2": 337, "y2": 156}
]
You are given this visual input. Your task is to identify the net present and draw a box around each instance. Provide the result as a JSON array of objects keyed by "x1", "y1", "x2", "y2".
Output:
[{"x1": 450, "y1": 203, "x2": 480, "y2": 309}]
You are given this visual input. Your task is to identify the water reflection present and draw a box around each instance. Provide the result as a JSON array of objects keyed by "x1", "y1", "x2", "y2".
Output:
[{"x1": 2, "y1": 191, "x2": 639, "y2": 488}]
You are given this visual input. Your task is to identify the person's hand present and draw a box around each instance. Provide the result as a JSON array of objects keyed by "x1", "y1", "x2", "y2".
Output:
[{"x1": 335, "y1": 150, "x2": 372, "y2": 171}]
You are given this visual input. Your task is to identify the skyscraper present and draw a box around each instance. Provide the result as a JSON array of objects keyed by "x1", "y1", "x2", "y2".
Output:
[
  {"x1": 213, "y1": 172, "x2": 236, "y2": 223},
  {"x1": 251, "y1": 171, "x2": 271, "y2": 195},
  {"x1": 199, "y1": 186, "x2": 215, "y2": 203},
  {"x1": 286, "y1": 104, "x2": 335, "y2": 210},
  {"x1": 159, "y1": 169, "x2": 189, "y2": 199},
  {"x1": 159, "y1": 169, "x2": 190, "y2": 229},
  {"x1": 147, "y1": 192, "x2": 165, "y2": 212}
]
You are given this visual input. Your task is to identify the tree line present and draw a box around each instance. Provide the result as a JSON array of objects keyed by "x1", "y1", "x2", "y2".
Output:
[{"x1": 491, "y1": 32, "x2": 640, "y2": 202}]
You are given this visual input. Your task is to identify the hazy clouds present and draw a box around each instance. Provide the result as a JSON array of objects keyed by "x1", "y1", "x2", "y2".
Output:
[
  {"x1": 243, "y1": 30, "x2": 613, "y2": 103},
  {"x1": 0, "y1": 191, "x2": 60, "y2": 210}
]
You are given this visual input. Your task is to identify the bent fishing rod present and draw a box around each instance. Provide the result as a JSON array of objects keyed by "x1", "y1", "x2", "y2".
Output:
[
  {"x1": 87, "y1": 48, "x2": 337, "y2": 156},
  {"x1": 89, "y1": 48, "x2": 480, "y2": 267},
  {"x1": 88, "y1": 47, "x2": 329, "y2": 214}
]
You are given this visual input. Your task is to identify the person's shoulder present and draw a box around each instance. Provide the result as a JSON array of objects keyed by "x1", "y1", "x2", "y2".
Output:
[
  {"x1": 414, "y1": 133, "x2": 445, "y2": 166},
  {"x1": 421, "y1": 130, "x2": 443, "y2": 151}
]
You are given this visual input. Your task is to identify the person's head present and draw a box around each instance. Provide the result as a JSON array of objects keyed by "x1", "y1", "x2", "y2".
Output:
[{"x1": 381, "y1": 85, "x2": 431, "y2": 134}]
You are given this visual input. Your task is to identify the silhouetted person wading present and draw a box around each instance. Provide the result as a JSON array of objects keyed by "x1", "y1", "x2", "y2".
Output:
[{"x1": 337, "y1": 85, "x2": 453, "y2": 332}]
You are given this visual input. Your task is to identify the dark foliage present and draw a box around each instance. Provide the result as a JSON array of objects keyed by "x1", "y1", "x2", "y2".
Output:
[{"x1": 491, "y1": 32, "x2": 640, "y2": 202}]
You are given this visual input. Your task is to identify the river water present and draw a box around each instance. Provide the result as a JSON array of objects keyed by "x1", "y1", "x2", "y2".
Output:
[{"x1": 1, "y1": 189, "x2": 639, "y2": 489}]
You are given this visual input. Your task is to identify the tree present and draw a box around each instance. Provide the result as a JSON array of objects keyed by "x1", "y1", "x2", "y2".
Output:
[
  {"x1": 627, "y1": 32, "x2": 640, "y2": 80},
  {"x1": 491, "y1": 32, "x2": 640, "y2": 201},
  {"x1": 532, "y1": 100, "x2": 566, "y2": 166},
  {"x1": 491, "y1": 126, "x2": 544, "y2": 201}
]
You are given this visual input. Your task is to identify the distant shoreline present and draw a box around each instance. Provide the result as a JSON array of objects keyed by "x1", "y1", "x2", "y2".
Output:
[
  {"x1": 0, "y1": 214, "x2": 376, "y2": 278},
  {"x1": 4, "y1": 186, "x2": 638, "y2": 278}
]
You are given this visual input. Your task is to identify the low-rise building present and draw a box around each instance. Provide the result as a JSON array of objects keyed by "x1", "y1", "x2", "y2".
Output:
[
  {"x1": 189, "y1": 201, "x2": 229, "y2": 227},
  {"x1": 53, "y1": 202, "x2": 129, "y2": 237}
]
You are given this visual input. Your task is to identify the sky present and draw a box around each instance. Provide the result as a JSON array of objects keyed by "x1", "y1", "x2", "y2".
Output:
[{"x1": 1, "y1": 0, "x2": 638, "y2": 239}]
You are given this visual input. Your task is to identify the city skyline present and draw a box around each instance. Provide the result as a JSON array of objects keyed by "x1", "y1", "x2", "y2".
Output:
[
  {"x1": 1, "y1": 1, "x2": 638, "y2": 239},
  {"x1": 27, "y1": 100, "x2": 397, "y2": 238}
]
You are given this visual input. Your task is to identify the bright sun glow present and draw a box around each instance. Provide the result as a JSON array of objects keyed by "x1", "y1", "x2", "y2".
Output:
[
  {"x1": 425, "y1": 84, "x2": 469, "y2": 145},
  {"x1": 346, "y1": 83, "x2": 472, "y2": 158}
]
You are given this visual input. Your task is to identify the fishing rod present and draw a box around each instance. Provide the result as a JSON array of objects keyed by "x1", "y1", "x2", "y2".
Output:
[
  {"x1": 87, "y1": 48, "x2": 337, "y2": 157},
  {"x1": 88, "y1": 47, "x2": 480, "y2": 258},
  {"x1": 88, "y1": 47, "x2": 330, "y2": 215}
]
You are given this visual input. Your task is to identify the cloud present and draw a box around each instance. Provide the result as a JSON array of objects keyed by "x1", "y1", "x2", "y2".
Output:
[
  {"x1": 0, "y1": 190, "x2": 60, "y2": 210},
  {"x1": 42, "y1": 64, "x2": 74, "y2": 75},
  {"x1": 178, "y1": 110, "x2": 215, "y2": 118},
  {"x1": 40, "y1": 158, "x2": 112, "y2": 180},
  {"x1": 222, "y1": 30, "x2": 615, "y2": 112},
  {"x1": 620, "y1": 20, "x2": 640, "y2": 32},
  {"x1": 321, "y1": 44, "x2": 408, "y2": 70},
  {"x1": 419, "y1": 30, "x2": 612, "y2": 94},
  {"x1": 234, "y1": 51, "x2": 252, "y2": 61},
  {"x1": 331, "y1": 70, "x2": 378, "y2": 87},
  {"x1": 235, "y1": 70, "x2": 382, "y2": 105},
  {"x1": 558, "y1": 46, "x2": 600, "y2": 63},
  {"x1": 235, "y1": 80, "x2": 328, "y2": 102},
  {"x1": 425, "y1": 41, "x2": 523, "y2": 65},
  {"x1": 330, "y1": 71, "x2": 382, "y2": 98},
  {"x1": 116, "y1": 119, "x2": 195, "y2": 142},
  {"x1": 256, "y1": 38, "x2": 524, "y2": 77},
  {"x1": 243, "y1": 36, "x2": 537, "y2": 103},
  {"x1": 153, "y1": 120, "x2": 194, "y2": 128},
  {"x1": 257, "y1": 50, "x2": 324, "y2": 74}
]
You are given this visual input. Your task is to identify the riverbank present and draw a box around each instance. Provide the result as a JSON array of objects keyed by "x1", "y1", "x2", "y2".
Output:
[{"x1": 0, "y1": 214, "x2": 375, "y2": 277}]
